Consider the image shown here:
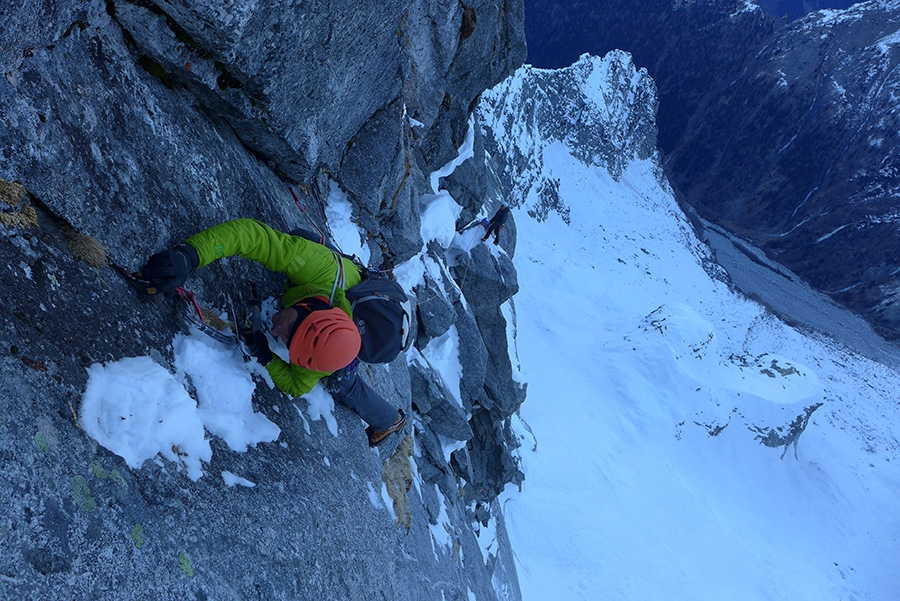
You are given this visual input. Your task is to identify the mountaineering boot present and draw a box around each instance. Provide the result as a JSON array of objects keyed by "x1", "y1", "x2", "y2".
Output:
[{"x1": 367, "y1": 409, "x2": 407, "y2": 447}]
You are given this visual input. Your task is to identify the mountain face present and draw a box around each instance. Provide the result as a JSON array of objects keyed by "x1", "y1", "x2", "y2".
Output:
[
  {"x1": 0, "y1": 1, "x2": 527, "y2": 599},
  {"x1": 669, "y1": 2, "x2": 900, "y2": 340},
  {"x1": 525, "y1": 0, "x2": 900, "y2": 341},
  {"x1": 471, "y1": 51, "x2": 664, "y2": 213},
  {"x1": 756, "y1": 0, "x2": 859, "y2": 20},
  {"x1": 474, "y1": 49, "x2": 900, "y2": 601}
]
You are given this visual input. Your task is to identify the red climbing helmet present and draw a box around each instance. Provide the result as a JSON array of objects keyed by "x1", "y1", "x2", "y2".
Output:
[{"x1": 288, "y1": 307, "x2": 361, "y2": 372}]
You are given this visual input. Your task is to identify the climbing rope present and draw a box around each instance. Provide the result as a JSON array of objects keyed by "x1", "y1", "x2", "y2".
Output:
[{"x1": 289, "y1": 185, "x2": 329, "y2": 242}]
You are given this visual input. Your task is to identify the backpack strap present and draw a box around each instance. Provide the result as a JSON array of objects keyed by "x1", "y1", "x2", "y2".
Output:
[
  {"x1": 349, "y1": 294, "x2": 394, "y2": 311},
  {"x1": 329, "y1": 250, "x2": 346, "y2": 305}
]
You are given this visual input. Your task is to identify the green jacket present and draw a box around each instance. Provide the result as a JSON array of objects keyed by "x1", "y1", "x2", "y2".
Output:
[{"x1": 186, "y1": 218, "x2": 363, "y2": 396}]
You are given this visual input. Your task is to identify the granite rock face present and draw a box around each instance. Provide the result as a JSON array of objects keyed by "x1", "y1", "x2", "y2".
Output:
[{"x1": 0, "y1": 1, "x2": 526, "y2": 599}]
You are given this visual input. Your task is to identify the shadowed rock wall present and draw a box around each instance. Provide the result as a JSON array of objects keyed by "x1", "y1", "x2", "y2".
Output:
[{"x1": 0, "y1": 1, "x2": 526, "y2": 599}]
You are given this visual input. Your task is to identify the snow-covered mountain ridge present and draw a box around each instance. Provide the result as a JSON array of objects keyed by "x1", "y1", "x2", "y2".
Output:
[
  {"x1": 479, "y1": 51, "x2": 834, "y2": 450},
  {"x1": 477, "y1": 52, "x2": 666, "y2": 224},
  {"x1": 470, "y1": 50, "x2": 900, "y2": 600},
  {"x1": 524, "y1": 0, "x2": 900, "y2": 342},
  {"x1": 481, "y1": 53, "x2": 659, "y2": 178}
]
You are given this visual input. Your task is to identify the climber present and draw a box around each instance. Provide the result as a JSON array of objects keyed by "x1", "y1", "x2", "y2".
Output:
[
  {"x1": 139, "y1": 218, "x2": 407, "y2": 447},
  {"x1": 481, "y1": 204, "x2": 510, "y2": 245}
]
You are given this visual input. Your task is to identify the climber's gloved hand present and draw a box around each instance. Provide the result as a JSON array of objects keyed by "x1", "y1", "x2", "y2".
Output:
[
  {"x1": 243, "y1": 329, "x2": 273, "y2": 366},
  {"x1": 138, "y1": 244, "x2": 199, "y2": 294}
]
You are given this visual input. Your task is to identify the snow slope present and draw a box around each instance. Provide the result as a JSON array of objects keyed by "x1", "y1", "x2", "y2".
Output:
[{"x1": 484, "y1": 55, "x2": 900, "y2": 600}]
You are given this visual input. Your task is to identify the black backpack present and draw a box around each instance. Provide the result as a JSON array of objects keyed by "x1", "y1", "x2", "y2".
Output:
[
  {"x1": 289, "y1": 228, "x2": 413, "y2": 364},
  {"x1": 346, "y1": 269, "x2": 413, "y2": 364}
]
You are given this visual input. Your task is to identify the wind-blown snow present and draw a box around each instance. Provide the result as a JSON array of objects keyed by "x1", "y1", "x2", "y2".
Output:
[
  {"x1": 421, "y1": 326, "x2": 463, "y2": 407},
  {"x1": 429, "y1": 484, "x2": 455, "y2": 556},
  {"x1": 419, "y1": 191, "x2": 463, "y2": 248},
  {"x1": 80, "y1": 356, "x2": 212, "y2": 481},
  {"x1": 418, "y1": 116, "x2": 476, "y2": 248},
  {"x1": 173, "y1": 330, "x2": 280, "y2": 452},
  {"x1": 299, "y1": 384, "x2": 340, "y2": 437},
  {"x1": 222, "y1": 471, "x2": 256, "y2": 488},
  {"x1": 325, "y1": 179, "x2": 371, "y2": 264},
  {"x1": 429, "y1": 115, "x2": 476, "y2": 194},
  {"x1": 80, "y1": 331, "x2": 277, "y2": 482}
]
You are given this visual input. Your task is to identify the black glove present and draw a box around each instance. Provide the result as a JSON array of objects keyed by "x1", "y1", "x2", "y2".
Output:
[
  {"x1": 243, "y1": 330, "x2": 273, "y2": 365},
  {"x1": 139, "y1": 244, "x2": 199, "y2": 294}
]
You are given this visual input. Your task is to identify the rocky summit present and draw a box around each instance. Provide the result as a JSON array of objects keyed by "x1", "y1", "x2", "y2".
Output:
[
  {"x1": 0, "y1": 1, "x2": 526, "y2": 600},
  {"x1": 526, "y1": 0, "x2": 900, "y2": 341}
]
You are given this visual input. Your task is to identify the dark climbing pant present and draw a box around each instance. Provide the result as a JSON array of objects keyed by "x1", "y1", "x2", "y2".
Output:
[{"x1": 325, "y1": 369, "x2": 399, "y2": 430}]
